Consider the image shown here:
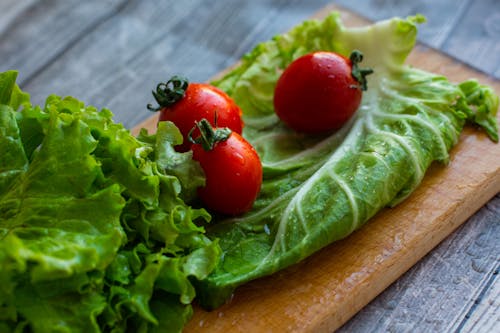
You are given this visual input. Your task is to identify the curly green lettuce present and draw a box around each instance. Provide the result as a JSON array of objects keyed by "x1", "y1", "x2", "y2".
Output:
[{"x1": 0, "y1": 70, "x2": 219, "y2": 333}]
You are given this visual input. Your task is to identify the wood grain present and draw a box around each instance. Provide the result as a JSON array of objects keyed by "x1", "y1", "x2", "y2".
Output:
[
  {"x1": 339, "y1": 196, "x2": 499, "y2": 333},
  {"x1": 132, "y1": 7, "x2": 500, "y2": 333},
  {"x1": 0, "y1": 0, "x2": 128, "y2": 86},
  {"x1": 1, "y1": 1, "x2": 498, "y2": 331}
]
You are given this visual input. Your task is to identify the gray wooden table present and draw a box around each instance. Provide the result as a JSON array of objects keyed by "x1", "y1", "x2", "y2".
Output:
[{"x1": 1, "y1": 1, "x2": 498, "y2": 332}]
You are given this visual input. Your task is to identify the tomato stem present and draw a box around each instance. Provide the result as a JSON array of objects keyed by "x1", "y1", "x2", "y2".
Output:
[
  {"x1": 188, "y1": 118, "x2": 232, "y2": 151},
  {"x1": 350, "y1": 50, "x2": 373, "y2": 91},
  {"x1": 147, "y1": 75, "x2": 189, "y2": 112}
]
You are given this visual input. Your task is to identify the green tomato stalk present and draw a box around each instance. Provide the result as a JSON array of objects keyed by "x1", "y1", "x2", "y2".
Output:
[
  {"x1": 188, "y1": 118, "x2": 232, "y2": 151},
  {"x1": 147, "y1": 75, "x2": 189, "y2": 111}
]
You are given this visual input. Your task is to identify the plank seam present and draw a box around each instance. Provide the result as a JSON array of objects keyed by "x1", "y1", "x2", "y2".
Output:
[
  {"x1": 19, "y1": 0, "x2": 131, "y2": 88},
  {"x1": 453, "y1": 263, "x2": 499, "y2": 333}
]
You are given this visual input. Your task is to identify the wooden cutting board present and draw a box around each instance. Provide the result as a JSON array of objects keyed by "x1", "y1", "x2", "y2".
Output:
[{"x1": 132, "y1": 5, "x2": 500, "y2": 333}]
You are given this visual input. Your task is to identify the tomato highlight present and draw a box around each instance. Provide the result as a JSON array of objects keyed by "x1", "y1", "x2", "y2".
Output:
[
  {"x1": 149, "y1": 76, "x2": 243, "y2": 151},
  {"x1": 189, "y1": 119, "x2": 262, "y2": 216},
  {"x1": 273, "y1": 50, "x2": 373, "y2": 133}
]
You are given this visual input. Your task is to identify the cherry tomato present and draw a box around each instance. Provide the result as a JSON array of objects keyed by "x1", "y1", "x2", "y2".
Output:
[
  {"x1": 148, "y1": 76, "x2": 243, "y2": 151},
  {"x1": 190, "y1": 119, "x2": 262, "y2": 216},
  {"x1": 273, "y1": 50, "x2": 373, "y2": 133}
]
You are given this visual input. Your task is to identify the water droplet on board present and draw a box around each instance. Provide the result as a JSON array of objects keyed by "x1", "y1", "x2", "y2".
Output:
[
  {"x1": 425, "y1": 287, "x2": 437, "y2": 298},
  {"x1": 471, "y1": 259, "x2": 486, "y2": 273},
  {"x1": 474, "y1": 232, "x2": 489, "y2": 247},
  {"x1": 384, "y1": 300, "x2": 397, "y2": 310}
]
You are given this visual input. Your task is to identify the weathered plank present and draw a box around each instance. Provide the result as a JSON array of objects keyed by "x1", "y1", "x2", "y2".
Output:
[
  {"x1": 337, "y1": 194, "x2": 500, "y2": 333},
  {"x1": 459, "y1": 263, "x2": 499, "y2": 333},
  {"x1": 0, "y1": 0, "x2": 128, "y2": 84},
  {"x1": 441, "y1": 0, "x2": 500, "y2": 79},
  {"x1": 0, "y1": 0, "x2": 36, "y2": 34}
]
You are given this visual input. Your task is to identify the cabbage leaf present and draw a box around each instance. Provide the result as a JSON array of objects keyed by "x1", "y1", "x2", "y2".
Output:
[{"x1": 196, "y1": 12, "x2": 499, "y2": 308}]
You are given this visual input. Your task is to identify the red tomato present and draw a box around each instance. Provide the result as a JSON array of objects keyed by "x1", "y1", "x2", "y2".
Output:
[
  {"x1": 190, "y1": 119, "x2": 262, "y2": 216},
  {"x1": 148, "y1": 76, "x2": 243, "y2": 151},
  {"x1": 273, "y1": 50, "x2": 373, "y2": 133}
]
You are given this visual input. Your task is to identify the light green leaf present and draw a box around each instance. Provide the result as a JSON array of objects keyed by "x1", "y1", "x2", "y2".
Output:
[{"x1": 197, "y1": 12, "x2": 499, "y2": 309}]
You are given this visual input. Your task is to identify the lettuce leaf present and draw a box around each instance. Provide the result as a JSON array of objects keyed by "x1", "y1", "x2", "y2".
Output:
[
  {"x1": 196, "y1": 12, "x2": 499, "y2": 308},
  {"x1": 0, "y1": 71, "x2": 219, "y2": 332}
]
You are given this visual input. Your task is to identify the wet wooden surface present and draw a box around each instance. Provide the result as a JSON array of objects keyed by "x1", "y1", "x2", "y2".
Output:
[{"x1": 1, "y1": 1, "x2": 498, "y2": 332}]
